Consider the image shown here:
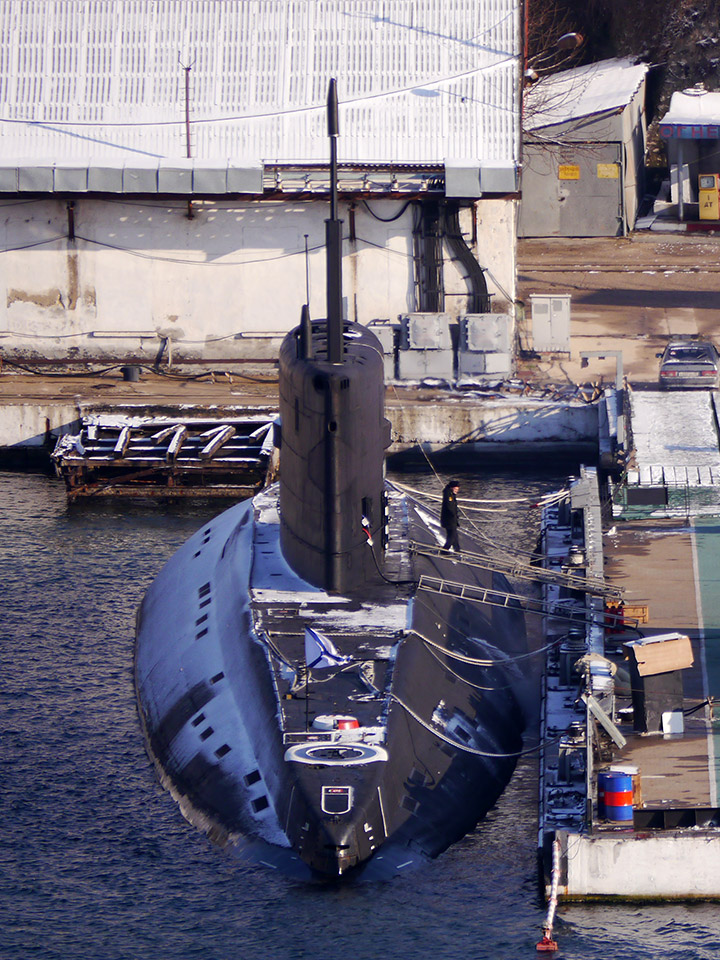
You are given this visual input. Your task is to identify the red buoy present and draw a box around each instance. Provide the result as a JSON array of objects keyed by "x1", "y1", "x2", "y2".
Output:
[{"x1": 536, "y1": 933, "x2": 558, "y2": 952}]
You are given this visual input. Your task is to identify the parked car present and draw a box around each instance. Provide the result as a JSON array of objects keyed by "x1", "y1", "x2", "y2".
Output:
[{"x1": 657, "y1": 339, "x2": 720, "y2": 389}]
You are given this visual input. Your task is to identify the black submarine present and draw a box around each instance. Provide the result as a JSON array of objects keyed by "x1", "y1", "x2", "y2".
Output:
[{"x1": 135, "y1": 80, "x2": 530, "y2": 879}]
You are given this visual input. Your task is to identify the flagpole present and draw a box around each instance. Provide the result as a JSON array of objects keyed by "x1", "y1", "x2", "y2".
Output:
[{"x1": 305, "y1": 649, "x2": 310, "y2": 733}]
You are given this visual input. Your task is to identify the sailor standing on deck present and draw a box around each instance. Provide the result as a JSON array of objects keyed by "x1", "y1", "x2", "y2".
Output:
[{"x1": 441, "y1": 480, "x2": 461, "y2": 552}]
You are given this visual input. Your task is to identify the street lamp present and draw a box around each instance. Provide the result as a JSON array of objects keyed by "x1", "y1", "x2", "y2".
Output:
[{"x1": 525, "y1": 32, "x2": 584, "y2": 84}]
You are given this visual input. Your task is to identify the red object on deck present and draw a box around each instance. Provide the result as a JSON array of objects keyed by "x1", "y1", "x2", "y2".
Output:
[{"x1": 337, "y1": 717, "x2": 360, "y2": 729}]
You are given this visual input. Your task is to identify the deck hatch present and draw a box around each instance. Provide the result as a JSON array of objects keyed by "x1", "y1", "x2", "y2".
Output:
[
  {"x1": 321, "y1": 786, "x2": 353, "y2": 815},
  {"x1": 284, "y1": 742, "x2": 388, "y2": 765}
]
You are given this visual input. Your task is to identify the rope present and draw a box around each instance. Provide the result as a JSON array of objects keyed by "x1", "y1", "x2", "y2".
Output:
[
  {"x1": 412, "y1": 594, "x2": 582, "y2": 665},
  {"x1": 392, "y1": 479, "x2": 533, "y2": 505},
  {"x1": 389, "y1": 691, "x2": 561, "y2": 759},
  {"x1": 413, "y1": 630, "x2": 495, "y2": 666},
  {"x1": 422, "y1": 638, "x2": 516, "y2": 692}
]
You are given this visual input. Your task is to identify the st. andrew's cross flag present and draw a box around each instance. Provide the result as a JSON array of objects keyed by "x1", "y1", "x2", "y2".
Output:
[{"x1": 304, "y1": 626, "x2": 351, "y2": 670}]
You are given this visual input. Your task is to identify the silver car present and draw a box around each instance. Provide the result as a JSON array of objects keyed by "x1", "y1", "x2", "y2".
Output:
[{"x1": 658, "y1": 339, "x2": 720, "y2": 389}]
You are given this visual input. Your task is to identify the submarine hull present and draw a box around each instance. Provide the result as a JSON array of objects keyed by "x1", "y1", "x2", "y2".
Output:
[{"x1": 135, "y1": 476, "x2": 529, "y2": 880}]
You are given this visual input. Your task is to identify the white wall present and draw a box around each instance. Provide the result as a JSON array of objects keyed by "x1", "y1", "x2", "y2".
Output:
[
  {"x1": 0, "y1": 195, "x2": 516, "y2": 362},
  {"x1": 566, "y1": 832, "x2": 720, "y2": 898}
]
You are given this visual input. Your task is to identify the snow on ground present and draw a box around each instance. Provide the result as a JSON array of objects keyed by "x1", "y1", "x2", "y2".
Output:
[{"x1": 630, "y1": 392, "x2": 720, "y2": 469}]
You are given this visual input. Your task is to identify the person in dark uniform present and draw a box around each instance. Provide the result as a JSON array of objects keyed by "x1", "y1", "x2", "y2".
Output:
[{"x1": 441, "y1": 480, "x2": 461, "y2": 551}]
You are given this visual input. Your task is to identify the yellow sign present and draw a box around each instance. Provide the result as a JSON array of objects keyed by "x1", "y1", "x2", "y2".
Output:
[
  {"x1": 597, "y1": 163, "x2": 619, "y2": 179},
  {"x1": 558, "y1": 164, "x2": 580, "y2": 180}
]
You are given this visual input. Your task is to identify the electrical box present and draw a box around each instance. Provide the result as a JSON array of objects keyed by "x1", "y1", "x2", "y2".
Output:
[
  {"x1": 457, "y1": 314, "x2": 512, "y2": 380},
  {"x1": 400, "y1": 313, "x2": 452, "y2": 351},
  {"x1": 398, "y1": 313, "x2": 454, "y2": 380},
  {"x1": 530, "y1": 294, "x2": 571, "y2": 353},
  {"x1": 699, "y1": 174, "x2": 720, "y2": 220}
]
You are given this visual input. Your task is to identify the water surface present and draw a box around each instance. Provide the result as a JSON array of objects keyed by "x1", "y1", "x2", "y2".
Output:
[{"x1": 3, "y1": 469, "x2": 720, "y2": 959}]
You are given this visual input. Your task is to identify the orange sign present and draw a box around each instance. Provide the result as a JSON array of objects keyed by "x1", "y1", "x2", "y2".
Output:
[{"x1": 558, "y1": 164, "x2": 580, "y2": 180}]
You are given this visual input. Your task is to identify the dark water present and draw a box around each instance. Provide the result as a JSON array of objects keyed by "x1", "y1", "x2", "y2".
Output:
[{"x1": 3, "y1": 468, "x2": 720, "y2": 960}]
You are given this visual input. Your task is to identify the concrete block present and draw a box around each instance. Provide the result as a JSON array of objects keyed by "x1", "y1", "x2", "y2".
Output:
[
  {"x1": 158, "y1": 160, "x2": 194, "y2": 194},
  {"x1": 479, "y1": 162, "x2": 518, "y2": 193},
  {"x1": 193, "y1": 165, "x2": 228, "y2": 194},
  {"x1": 88, "y1": 163, "x2": 124, "y2": 192},
  {"x1": 0, "y1": 165, "x2": 18, "y2": 191},
  {"x1": 457, "y1": 350, "x2": 512, "y2": 379},
  {"x1": 445, "y1": 161, "x2": 481, "y2": 199},
  {"x1": 398, "y1": 347, "x2": 454, "y2": 380},
  {"x1": 457, "y1": 351, "x2": 487, "y2": 377},
  {"x1": 482, "y1": 351, "x2": 512, "y2": 375}
]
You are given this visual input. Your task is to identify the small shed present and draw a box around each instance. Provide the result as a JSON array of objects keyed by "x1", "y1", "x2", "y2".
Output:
[
  {"x1": 659, "y1": 86, "x2": 720, "y2": 220},
  {"x1": 519, "y1": 59, "x2": 649, "y2": 237}
]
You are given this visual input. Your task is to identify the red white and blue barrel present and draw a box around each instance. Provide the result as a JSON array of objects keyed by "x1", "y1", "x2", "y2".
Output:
[{"x1": 598, "y1": 770, "x2": 634, "y2": 821}]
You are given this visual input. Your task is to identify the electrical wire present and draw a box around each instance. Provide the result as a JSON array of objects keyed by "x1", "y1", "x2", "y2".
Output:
[
  {"x1": 361, "y1": 198, "x2": 416, "y2": 223},
  {"x1": 0, "y1": 56, "x2": 518, "y2": 130}
]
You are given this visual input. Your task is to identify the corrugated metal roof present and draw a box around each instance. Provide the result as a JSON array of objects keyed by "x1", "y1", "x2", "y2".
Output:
[
  {"x1": 524, "y1": 58, "x2": 648, "y2": 132},
  {"x1": 0, "y1": 0, "x2": 520, "y2": 168}
]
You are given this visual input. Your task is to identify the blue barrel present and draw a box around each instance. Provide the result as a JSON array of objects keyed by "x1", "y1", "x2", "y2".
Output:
[{"x1": 598, "y1": 771, "x2": 633, "y2": 822}]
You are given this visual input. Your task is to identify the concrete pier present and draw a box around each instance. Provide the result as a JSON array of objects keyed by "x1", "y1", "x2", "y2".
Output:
[{"x1": 0, "y1": 371, "x2": 601, "y2": 462}]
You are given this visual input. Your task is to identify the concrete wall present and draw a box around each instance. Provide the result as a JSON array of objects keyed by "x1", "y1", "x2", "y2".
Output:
[
  {"x1": 0, "y1": 195, "x2": 517, "y2": 364},
  {"x1": 0, "y1": 395, "x2": 599, "y2": 455},
  {"x1": 387, "y1": 397, "x2": 598, "y2": 448},
  {"x1": 565, "y1": 832, "x2": 720, "y2": 898},
  {"x1": 0, "y1": 402, "x2": 80, "y2": 448}
]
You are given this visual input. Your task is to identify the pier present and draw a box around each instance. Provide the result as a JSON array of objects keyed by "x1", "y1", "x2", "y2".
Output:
[
  {"x1": 0, "y1": 368, "x2": 600, "y2": 472},
  {"x1": 539, "y1": 428, "x2": 720, "y2": 899}
]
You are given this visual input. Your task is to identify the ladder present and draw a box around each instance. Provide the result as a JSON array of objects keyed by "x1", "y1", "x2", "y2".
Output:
[
  {"x1": 410, "y1": 542, "x2": 622, "y2": 600},
  {"x1": 417, "y1": 575, "x2": 635, "y2": 628}
]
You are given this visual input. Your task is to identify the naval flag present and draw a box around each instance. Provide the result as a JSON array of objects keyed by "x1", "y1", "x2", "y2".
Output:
[{"x1": 304, "y1": 627, "x2": 351, "y2": 670}]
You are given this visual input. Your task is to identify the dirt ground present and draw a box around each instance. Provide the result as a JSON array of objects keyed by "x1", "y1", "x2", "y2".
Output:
[{"x1": 516, "y1": 233, "x2": 720, "y2": 389}]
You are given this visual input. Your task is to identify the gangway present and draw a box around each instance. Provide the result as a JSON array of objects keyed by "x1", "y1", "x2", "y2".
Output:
[
  {"x1": 417, "y1": 574, "x2": 636, "y2": 629},
  {"x1": 410, "y1": 542, "x2": 622, "y2": 600}
]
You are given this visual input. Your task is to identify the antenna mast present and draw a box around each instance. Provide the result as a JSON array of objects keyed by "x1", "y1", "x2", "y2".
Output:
[{"x1": 325, "y1": 78, "x2": 343, "y2": 363}]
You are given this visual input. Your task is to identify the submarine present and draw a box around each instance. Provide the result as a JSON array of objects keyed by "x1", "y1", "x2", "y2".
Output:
[{"x1": 135, "y1": 80, "x2": 530, "y2": 880}]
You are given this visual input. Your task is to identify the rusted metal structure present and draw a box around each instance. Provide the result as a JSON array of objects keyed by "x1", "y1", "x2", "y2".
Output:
[{"x1": 52, "y1": 414, "x2": 275, "y2": 498}]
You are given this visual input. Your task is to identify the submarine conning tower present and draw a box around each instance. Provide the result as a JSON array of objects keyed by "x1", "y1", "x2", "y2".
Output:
[
  {"x1": 278, "y1": 321, "x2": 392, "y2": 593},
  {"x1": 277, "y1": 78, "x2": 391, "y2": 594}
]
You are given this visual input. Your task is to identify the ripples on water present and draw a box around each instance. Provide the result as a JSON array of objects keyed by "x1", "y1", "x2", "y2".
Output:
[{"x1": 3, "y1": 468, "x2": 720, "y2": 959}]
